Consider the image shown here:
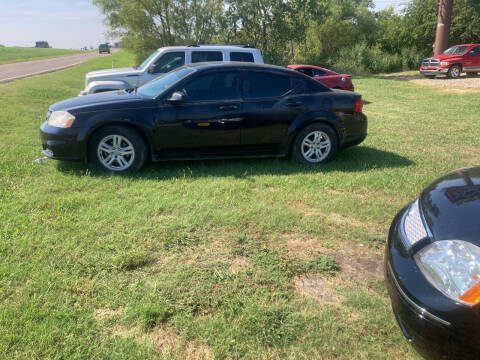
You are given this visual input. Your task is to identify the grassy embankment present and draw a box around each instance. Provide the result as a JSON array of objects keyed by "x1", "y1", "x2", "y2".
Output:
[
  {"x1": 0, "y1": 47, "x2": 89, "y2": 65},
  {"x1": 1, "y1": 50, "x2": 479, "y2": 359}
]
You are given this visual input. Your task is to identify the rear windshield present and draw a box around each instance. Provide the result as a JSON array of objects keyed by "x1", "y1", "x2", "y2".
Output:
[
  {"x1": 442, "y1": 46, "x2": 470, "y2": 55},
  {"x1": 137, "y1": 67, "x2": 195, "y2": 98}
]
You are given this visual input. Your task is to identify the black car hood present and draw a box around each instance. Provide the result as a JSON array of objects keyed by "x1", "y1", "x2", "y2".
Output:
[
  {"x1": 420, "y1": 167, "x2": 480, "y2": 244},
  {"x1": 50, "y1": 91, "x2": 152, "y2": 113}
]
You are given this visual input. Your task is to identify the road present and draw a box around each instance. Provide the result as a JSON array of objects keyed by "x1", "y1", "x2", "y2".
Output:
[{"x1": 0, "y1": 51, "x2": 114, "y2": 84}]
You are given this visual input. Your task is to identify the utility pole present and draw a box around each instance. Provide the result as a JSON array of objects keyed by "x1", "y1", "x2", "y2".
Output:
[{"x1": 434, "y1": 0, "x2": 454, "y2": 56}]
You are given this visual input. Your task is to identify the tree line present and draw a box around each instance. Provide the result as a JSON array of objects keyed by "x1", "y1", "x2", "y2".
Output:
[{"x1": 94, "y1": 0, "x2": 480, "y2": 73}]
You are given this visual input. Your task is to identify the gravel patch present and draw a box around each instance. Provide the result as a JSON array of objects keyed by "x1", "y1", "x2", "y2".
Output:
[{"x1": 379, "y1": 73, "x2": 480, "y2": 89}]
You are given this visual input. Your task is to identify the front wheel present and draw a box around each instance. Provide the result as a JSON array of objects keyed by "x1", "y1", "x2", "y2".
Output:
[
  {"x1": 291, "y1": 124, "x2": 338, "y2": 165},
  {"x1": 447, "y1": 65, "x2": 462, "y2": 79},
  {"x1": 88, "y1": 125, "x2": 147, "y2": 173}
]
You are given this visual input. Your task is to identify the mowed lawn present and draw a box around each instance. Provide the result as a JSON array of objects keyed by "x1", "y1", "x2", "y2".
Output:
[
  {"x1": 0, "y1": 47, "x2": 88, "y2": 65},
  {"x1": 0, "y1": 51, "x2": 479, "y2": 359}
]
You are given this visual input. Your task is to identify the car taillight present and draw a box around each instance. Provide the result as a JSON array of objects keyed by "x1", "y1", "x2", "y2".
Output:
[{"x1": 353, "y1": 99, "x2": 363, "y2": 113}]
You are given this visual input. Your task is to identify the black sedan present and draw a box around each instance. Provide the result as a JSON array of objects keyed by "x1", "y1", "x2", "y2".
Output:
[
  {"x1": 40, "y1": 62, "x2": 367, "y2": 172},
  {"x1": 385, "y1": 166, "x2": 480, "y2": 359}
]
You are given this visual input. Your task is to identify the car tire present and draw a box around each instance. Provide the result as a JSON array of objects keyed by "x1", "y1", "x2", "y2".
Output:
[
  {"x1": 447, "y1": 65, "x2": 462, "y2": 79},
  {"x1": 88, "y1": 125, "x2": 147, "y2": 173},
  {"x1": 291, "y1": 123, "x2": 338, "y2": 165}
]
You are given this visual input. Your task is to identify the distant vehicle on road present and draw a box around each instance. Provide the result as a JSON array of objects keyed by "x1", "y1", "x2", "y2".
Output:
[
  {"x1": 35, "y1": 41, "x2": 50, "y2": 48},
  {"x1": 98, "y1": 44, "x2": 110, "y2": 54},
  {"x1": 79, "y1": 45, "x2": 263, "y2": 96},
  {"x1": 420, "y1": 43, "x2": 480, "y2": 79},
  {"x1": 41, "y1": 62, "x2": 367, "y2": 173},
  {"x1": 288, "y1": 65, "x2": 354, "y2": 91}
]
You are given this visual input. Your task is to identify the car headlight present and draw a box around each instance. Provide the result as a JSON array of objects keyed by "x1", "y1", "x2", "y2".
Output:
[
  {"x1": 47, "y1": 111, "x2": 75, "y2": 128},
  {"x1": 440, "y1": 61, "x2": 450, "y2": 66},
  {"x1": 400, "y1": 199, "x2": 428, "y2": 249},
  {"x1": 415, "y1": 240, "x2": 480, "y2": 306}
]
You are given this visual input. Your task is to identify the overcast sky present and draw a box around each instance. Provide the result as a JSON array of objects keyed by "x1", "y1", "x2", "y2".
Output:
[{"x1": 0, "y1": 0, "x2": 405, "y2": 49}]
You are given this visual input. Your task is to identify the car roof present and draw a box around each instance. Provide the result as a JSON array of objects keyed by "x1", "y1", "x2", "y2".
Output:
[
  {"x1": 453, "y1": 44, "x2": 480, "y2": 47},
  {"x1": 180, "y1": 61, "x2": 298, "y2": 73},
  {"x1": 156, "y1": 45, "x2": 260, "y2": 52}
]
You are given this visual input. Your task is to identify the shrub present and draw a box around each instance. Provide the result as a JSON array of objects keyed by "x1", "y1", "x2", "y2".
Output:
[{"x1": 401, "y1": 47, "x2": 425, "y2": 70}]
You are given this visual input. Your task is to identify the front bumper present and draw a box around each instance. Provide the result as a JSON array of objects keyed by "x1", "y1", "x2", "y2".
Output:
[
  {"x1": 40, "y1": 122, "x2": 85, "y2": 161},
  {"x1": 419, "y1": 67, "x2": 449, "y2": 76},
  {"x1": 384, "y1": 209, "x2": 480, "y2": 359}
]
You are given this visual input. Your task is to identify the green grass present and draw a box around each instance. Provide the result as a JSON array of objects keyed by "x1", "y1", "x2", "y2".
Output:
[
  {"x1": 0, "y1": 46, "x2": 88, "y2": 65},
  {"x1": 1, "y1": 50, "x2": 479, "y2": 359}
]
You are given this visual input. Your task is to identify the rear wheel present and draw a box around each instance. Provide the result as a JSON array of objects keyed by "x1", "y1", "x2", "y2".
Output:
[
  {"x1": 88, "y1": 125, "x2": 147, "y2": 173},
  {"x1": 291, "y1": 123, "x2": 338, "y2": 165},
  {"x1": 447, "y1": 65, "x2": 462, "y2": 79}
]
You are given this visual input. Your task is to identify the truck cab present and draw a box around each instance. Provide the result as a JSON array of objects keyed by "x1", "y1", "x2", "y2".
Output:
[
  {"x1": 79, "y1": 45, "x2": 263, "y2": 96},
  {"x1": 420, "y1": 44, "x2": 480, "y2": 79}
]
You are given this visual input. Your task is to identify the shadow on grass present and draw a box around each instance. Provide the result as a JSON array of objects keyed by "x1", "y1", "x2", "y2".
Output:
[{"x1": 56, "y1": 146, "x2": 414, "y2": 180}]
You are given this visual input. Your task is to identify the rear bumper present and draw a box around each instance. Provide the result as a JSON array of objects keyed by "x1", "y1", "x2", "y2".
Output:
[
  {"x1": 341, "y1": 113, "x2": 367, "y2": 148},
  {"x1": 40, "y1": 122, "x2": 85, "y2": 161}
]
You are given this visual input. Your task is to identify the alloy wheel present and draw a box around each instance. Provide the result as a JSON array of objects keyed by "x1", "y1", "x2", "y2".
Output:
[
  {"x1": 301, "y1": 131, "x2": 331, "y2": 163},
  {"x1": 97, "y1": 134, "x2": 135, "y2": 171}
]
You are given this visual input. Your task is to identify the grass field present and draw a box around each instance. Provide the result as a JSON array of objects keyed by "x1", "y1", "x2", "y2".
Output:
[
  {"x1": 0, "y1": 47, "x2": 88, "y2": 65},
  {"x1": 0, "y1": 51, "x2": 479, "y2": 359}
]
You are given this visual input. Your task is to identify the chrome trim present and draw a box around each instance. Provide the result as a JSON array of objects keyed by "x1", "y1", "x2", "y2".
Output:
[
  {"x1": 418, "y1": 200, "x2": 433, "y2": 238},
  {"x1": 388, "y1": 262, "x2": 451, "y2": 327}
]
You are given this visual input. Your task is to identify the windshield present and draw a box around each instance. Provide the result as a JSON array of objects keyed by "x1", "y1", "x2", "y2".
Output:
[
  {"x1": 137, "y1": 51, "x2": 159, "y2": 71},
  {"x1": 137, "y1": 67, "x2": 195, "y2": 98},
  {"x1": 442, "y1": 46, "x2": 470, "y2": 55}
]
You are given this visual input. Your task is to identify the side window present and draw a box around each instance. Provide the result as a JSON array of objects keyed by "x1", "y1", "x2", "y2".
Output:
[
  {"x1": 472, "y1": 47, "x2": 480, "y2": 56},
  {"x1": 152, "y1": 52, "x2": 185, "y2": 73},
  {"x1": 297, "y1": 68, "x2": 314, "y2": 77},
  {"x1": 230, "y1": 52, "x2": 254, "y2": 62},
  {"x1": 191, "y1": 51, "x2": 223, "y2": 63},
  {"x1": 180, "y1": 72, "x2": 240, "y2": 102},
  {"x1": 246, "y1": 72, "x2": 291, "y2": 98},
  {"x1": 313, "y1": 69, "x2": 326, "y2": 77}
]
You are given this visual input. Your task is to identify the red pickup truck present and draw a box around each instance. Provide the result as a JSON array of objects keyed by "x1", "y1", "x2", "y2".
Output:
[{"x1": 420, "y1": 44, "x2": 480, "y2": 79}]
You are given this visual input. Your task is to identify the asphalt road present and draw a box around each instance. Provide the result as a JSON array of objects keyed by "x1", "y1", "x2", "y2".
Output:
[{"x1": 0, "y1": 51, "x2": 113, "y2": 84}]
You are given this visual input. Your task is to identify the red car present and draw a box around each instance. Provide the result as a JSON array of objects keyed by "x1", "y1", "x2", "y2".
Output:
[
  {"x1": 420, "y1": 43, "x2": 480, "y2": 79},
  {"x1": 288, "y1": 64, "x2": 354, "y2": 91}
]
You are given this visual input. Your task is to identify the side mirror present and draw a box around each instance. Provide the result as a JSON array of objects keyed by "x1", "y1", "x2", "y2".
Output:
[
  {"x1": 148, "y1": 64, "x2": 159, "y2": 74},
  {"x1": 168, "y1": 91, "x2": 186, "y2": 105}
]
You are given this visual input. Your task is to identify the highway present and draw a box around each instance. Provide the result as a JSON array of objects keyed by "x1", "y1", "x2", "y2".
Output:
[{"x1": 0, "y1": 51, "x2": 113, "y2": 84}]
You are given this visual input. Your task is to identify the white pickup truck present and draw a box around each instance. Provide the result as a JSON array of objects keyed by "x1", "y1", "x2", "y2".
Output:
[{"x1": 79, "y1": 45, "x2": 263, "y2": 96}]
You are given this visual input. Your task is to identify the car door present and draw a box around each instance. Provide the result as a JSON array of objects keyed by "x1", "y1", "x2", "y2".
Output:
[
  {"x1": 241, "y1": 70, "x2": 307, "y2": 148},
  {"x1": 468, "y1": 46, "x2": 480, "y2": 70},
  {"x1": 156, "y1": 70, "x2": 243, "y2": 154},
  {"x1": 143, "y1": 51, "x2": 186, "y2": 84}
]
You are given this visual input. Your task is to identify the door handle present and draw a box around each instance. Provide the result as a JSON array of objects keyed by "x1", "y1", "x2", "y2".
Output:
[
  {"x1": 286, "y1": 102, "x2": 302, "y2": 107},
  {"x1": 219, "y1": 105, "x2": 238, "y2": 111}
]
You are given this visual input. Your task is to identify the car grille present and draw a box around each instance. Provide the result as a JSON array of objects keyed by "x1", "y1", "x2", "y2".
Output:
[{"x1": 422, "y1": 58, "x2": 440, "y2": 67}]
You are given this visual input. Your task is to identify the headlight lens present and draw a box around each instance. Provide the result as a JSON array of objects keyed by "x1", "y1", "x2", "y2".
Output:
[
  {"x1": 47, "y1": 111, "x2": 75, "y2": 128},
  {"x1": 415, "y1": 240, "x2": 480, "y2": 305},
  {"x1": 440, "y1": 61, "x2": 450, "y2": 66},
  {"x1": 401, "y1": 199, "x2": 427, "y2": 249}
]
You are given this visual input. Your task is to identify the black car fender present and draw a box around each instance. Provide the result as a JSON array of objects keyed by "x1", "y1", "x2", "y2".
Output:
[
  {"x1": 76, "y1": 110, "x2": 156, "y2": 161},
  {"x1": 287, "y1": 110, "x2": 342, "y2": 145}
]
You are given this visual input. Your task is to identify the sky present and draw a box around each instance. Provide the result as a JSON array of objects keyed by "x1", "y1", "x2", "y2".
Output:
[{"x1": 0, "y1": 0, "x2": 405, "y2": 50}]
